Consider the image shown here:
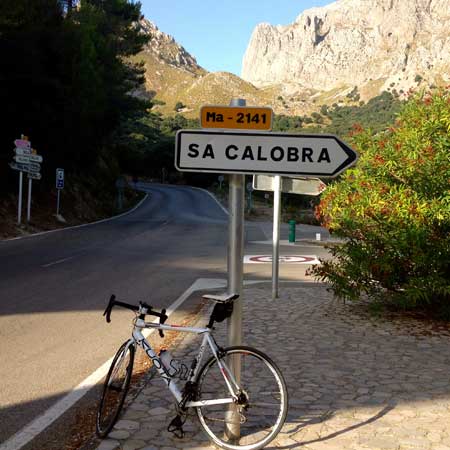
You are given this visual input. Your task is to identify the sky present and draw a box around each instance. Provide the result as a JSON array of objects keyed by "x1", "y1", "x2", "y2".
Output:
[{"x1": 141, "y1": 0, "x2": 333, "y2": 76}]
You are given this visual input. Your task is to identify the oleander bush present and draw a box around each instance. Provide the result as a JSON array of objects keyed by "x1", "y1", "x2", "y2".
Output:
[{"x1": 309, "y1": 88, "x2": 450, "y2": 316}]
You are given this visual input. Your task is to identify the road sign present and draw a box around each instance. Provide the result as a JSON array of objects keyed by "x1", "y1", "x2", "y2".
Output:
[
  {"x1": 14, "y1": 147, "x2": 31, "y2": 156},
  {"x1": 243, "y1": 255, "x2": 320, "y2": 264},
  {"x1": 26, "y1": 162, "x2": 40, "y2": 172},
  {"x1": 14, "y1": 155, "x2": 31, "y2": 164},
  {"x1": 9, "y1": 162, "x2": 31, "y2": 172},
  {"x1": 253, "y1": 175, "x2": 327, "y2": 196},
  {"x1": 14, "y1": 139, "x2": 31, "y2": 149},
  {"x1": 200, "y1": 106, "x2": 273, "y2": 131},
  {"x1": 27, "y1": 172, "x2": 42, "y2": 180},
  {"x1": 56, "y1": 168, "x2": 64, "y2": 189},
  {"x1": 175, "y1": 130, "x2": 358, "y2": 177},
  {"x1": 28, "y1": 154, "x2": 43, "y2": 163}
]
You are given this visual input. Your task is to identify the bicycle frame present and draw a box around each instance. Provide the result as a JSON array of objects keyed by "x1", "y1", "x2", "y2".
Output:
[{"x1": 129, "y1": 317, "x2": 239, "y2": 408}]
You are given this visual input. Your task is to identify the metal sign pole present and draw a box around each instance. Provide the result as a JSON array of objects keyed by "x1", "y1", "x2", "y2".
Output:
[
  {"x1": 226, "y1": 98, "x2": 245, "y2": 441},
  {"x1": 17, "y1": 171, "x2": 23, "y2": 225},
  {"x1": 26, "y1": 178, "x2": 32, "y2": 222},
  {"x1": 56, "y1": 190, "x2": 61, "y2": 216},
  {"x1": 272, "y1": 175, "x2": 281, "y2": 299}
]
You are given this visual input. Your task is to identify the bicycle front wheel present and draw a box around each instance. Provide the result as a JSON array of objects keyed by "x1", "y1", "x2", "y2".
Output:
[
  {"x1": 96, "y1": 340, "x2": 135, "y2": 438},
  {"x1": 195, "y1": 346, "x2": 288, "y2": 450}
]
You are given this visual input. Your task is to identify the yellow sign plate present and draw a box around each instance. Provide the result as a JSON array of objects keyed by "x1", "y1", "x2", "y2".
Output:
[{"x1": 200, "y1": 106, "x2": 273, "y2": 130}]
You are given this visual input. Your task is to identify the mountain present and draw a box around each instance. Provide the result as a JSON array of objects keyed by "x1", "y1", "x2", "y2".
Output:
[
  {"x1": 139, "y1": 0, "x2": 450, "y2": 119},
  {"x1": 242, "y1": 0, "x2": 450, "y2": 97},
  {"x1": 136, "y1": 20, "x2": 276, "y2": 117}
]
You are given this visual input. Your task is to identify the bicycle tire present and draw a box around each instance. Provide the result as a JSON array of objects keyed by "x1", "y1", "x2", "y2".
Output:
[
  {"x1": 195, "y1": 346, "x2": 288, "y2": 450},
  {"x1": 96, "y1": 340, "x2": 135, "y2": 438}
]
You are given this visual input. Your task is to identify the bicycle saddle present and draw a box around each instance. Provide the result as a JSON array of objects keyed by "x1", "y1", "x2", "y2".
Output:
[{"x1": 202, "y1": 293, "x2": 239, "y2": 303}]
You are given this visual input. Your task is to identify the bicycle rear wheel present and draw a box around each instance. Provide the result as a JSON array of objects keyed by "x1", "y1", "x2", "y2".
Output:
[
  {"x1": 96, "y1": 340, "x2": 135, "y2": 438},
  {"x1": 195, "y1": 346, "x2": 288, "y2": 450}
]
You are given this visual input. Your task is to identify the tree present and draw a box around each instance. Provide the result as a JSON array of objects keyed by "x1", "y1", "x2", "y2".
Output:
[
  {"x1": 310, "y1": 89, "x2": 450, "y2": 316},
  {"x1": 174, "y1": 101, "x2": 185, "y2": 112},
  {"x1": 0, "y1": 0, "x2": 150, "y2": 194}
]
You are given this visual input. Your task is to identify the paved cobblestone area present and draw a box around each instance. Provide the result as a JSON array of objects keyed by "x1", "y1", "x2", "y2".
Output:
[{"x1": 96, "y1": 283, "x2": 450, "y2": 450}]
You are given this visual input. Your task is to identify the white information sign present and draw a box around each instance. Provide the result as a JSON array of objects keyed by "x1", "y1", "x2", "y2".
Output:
[
  {"x1": 253, "y1": 175, "x2": 327, "y2": 196},
  {"x1": 175, "y1": 130, "x2": 357, "y2": 177}
]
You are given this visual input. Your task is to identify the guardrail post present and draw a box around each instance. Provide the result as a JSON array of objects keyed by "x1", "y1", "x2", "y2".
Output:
[{"x1": 289, "y1": 219, "x2": 296, "y2": 243}]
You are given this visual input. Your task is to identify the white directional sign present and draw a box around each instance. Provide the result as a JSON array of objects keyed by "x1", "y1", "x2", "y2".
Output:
[
  {"x1": 28, "y1": 154, "x2": 43, "y2": 163},
  {"x1": 27, "y1": 172, "x2": 42, "y2": 180},
  {"x1": 14, "y1": 147, "x2": 31, "y2": 156},
  {"x1": 9, "y1": 162, "x2": 31, "y2": 172},
  {"x1": 253, "y1": 175, "x2": 327, "y2": 196},
  {"x1": 175, "y1": 130, "x2": 358, "y2": 177},
  {"x1": 14, "y1": 155, "x2": 32, "y2": 164},
  {"x1": 26, "y1": 162, "x2": 41, "y2": 172}
]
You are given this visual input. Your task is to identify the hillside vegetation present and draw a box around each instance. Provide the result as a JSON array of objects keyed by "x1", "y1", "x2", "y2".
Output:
[{"x1": 0, "y1": 0, "x2": 152, "y2": 235}]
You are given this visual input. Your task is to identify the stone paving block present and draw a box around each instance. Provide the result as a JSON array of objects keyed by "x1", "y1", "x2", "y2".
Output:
[
  {"x1": 96, "y1": 439, "x2": 120, "y2": 450},
  {"x1": 94, "y1": 285, "x2": 450, "y2": 450}
]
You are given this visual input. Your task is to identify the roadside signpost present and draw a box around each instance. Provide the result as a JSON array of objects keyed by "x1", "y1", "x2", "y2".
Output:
[
  {"x1": 9, "y1": 136, "x2": 43, "y2": 224},
  {"x1": 175, "y1": 100, "x2": 358, "y2": 440},
  {"x1": 218, "y1": 174, "x2": 224, "y2": 190},
  {"x1": 246, "y1": 181, "x2": 253, "y2": 212},
  {"x1": 56, "y1": 168, "x2": 64, "y2": 217},
  {"x1": 253, "y1": 174, "x2": 327, "y2": 297}
]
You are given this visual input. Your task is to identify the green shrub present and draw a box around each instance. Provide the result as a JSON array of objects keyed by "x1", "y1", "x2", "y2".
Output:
[{"x1": 309, "y1": 88, "x2": 450, "y2": 315}]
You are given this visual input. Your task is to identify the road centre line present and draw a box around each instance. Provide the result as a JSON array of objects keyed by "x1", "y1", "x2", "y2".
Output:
[
  {"x1": 41, "y1": 256, "x2": 76, "y2": 268},
  {"x1": 0, "y1": 278, "x2": 223, "y2": 450}
]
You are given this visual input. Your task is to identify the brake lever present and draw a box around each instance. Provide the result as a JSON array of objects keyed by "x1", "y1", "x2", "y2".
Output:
[
  {"x1": 103, "y1": 295, "x2": 116, "y2": 323},
  {"x1": 159, "y1": 308, "x2": 168, "y2": 338}
]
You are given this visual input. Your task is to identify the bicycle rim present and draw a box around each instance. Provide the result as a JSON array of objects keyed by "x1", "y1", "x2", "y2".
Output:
[
  {"x1": 195, "y1": 346, "x2": 288, "y2": 450},
  {"x1": 96, "y1": 340, "x2": 135, "y2": 437}
]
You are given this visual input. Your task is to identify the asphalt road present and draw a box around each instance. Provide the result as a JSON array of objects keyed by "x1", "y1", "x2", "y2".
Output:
[
  {"x1": 0, "y1": 183, "x2": 330, "y2": 446},
  {"x1": 0, "y1": 184, "x2": 231, "y2": 445}
]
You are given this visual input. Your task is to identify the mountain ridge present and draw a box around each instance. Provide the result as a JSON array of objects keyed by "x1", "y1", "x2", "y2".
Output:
[
  {"x1": 241, "y1": 0, "x2": 450, "y2": 95},
  {"x1": 137, "y1": 3, "x2": 449, "y2": 118}
]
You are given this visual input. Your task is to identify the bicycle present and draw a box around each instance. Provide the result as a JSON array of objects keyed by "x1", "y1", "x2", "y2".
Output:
[{"x1": 96, "y1": 293, "x2": 288, "y2": 450}]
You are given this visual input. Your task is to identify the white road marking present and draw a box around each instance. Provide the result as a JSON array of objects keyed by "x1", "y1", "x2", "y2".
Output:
[
  {"x1": 193, "y1": 187, "x2": 229, "y2": 216},
  {"x1": 244, "y1": 254, "x2": 320, "y2": 264},
  {"x1": 0, "y1": 278, "x2": 226, "y2": 450},
  {"x1": 41, "y1": 256, "x2": 76, "y2": 268},
  {"x1": 3, "y1": 193, "x2": 149, "y2": 242}
]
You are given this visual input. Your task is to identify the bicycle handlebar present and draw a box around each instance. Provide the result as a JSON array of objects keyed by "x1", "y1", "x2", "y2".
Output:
[{"x1": 103, "y1": 295, "x2": 168, "y2": 338}]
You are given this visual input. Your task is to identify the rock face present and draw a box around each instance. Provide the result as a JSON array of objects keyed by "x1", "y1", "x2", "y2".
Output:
[
  {"x1": 242, "y1": 0, "x2": 450, "y2": 92},
  {"x1": 140, "y1": 19, "x2": 202, "y2": 73}
]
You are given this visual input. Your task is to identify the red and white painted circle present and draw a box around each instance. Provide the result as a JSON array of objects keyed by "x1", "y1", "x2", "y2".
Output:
[{"x1": 244, "y1": 255, "x2": 320, "y2": 264}]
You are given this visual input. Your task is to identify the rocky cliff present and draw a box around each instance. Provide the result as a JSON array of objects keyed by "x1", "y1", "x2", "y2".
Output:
[
  {"x1": 242, "y1": 0, "x2": 450, "y2": 94},
  {"x1": 139, "y1": 19, "x2": 203, "y2": 74},
  {"x1": 137, "y1": 19, "x2": 275, "y2": 116}
]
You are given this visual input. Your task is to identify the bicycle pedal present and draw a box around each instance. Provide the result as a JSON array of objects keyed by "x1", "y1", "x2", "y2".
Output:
[{"x1": 167, "y1": 415, "x2": 185, "y2": 438}]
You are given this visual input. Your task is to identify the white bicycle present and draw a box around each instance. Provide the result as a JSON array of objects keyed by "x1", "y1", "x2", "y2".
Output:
[{"x1": 96, "y1": 293, "x2": 288, "y2": 450}]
